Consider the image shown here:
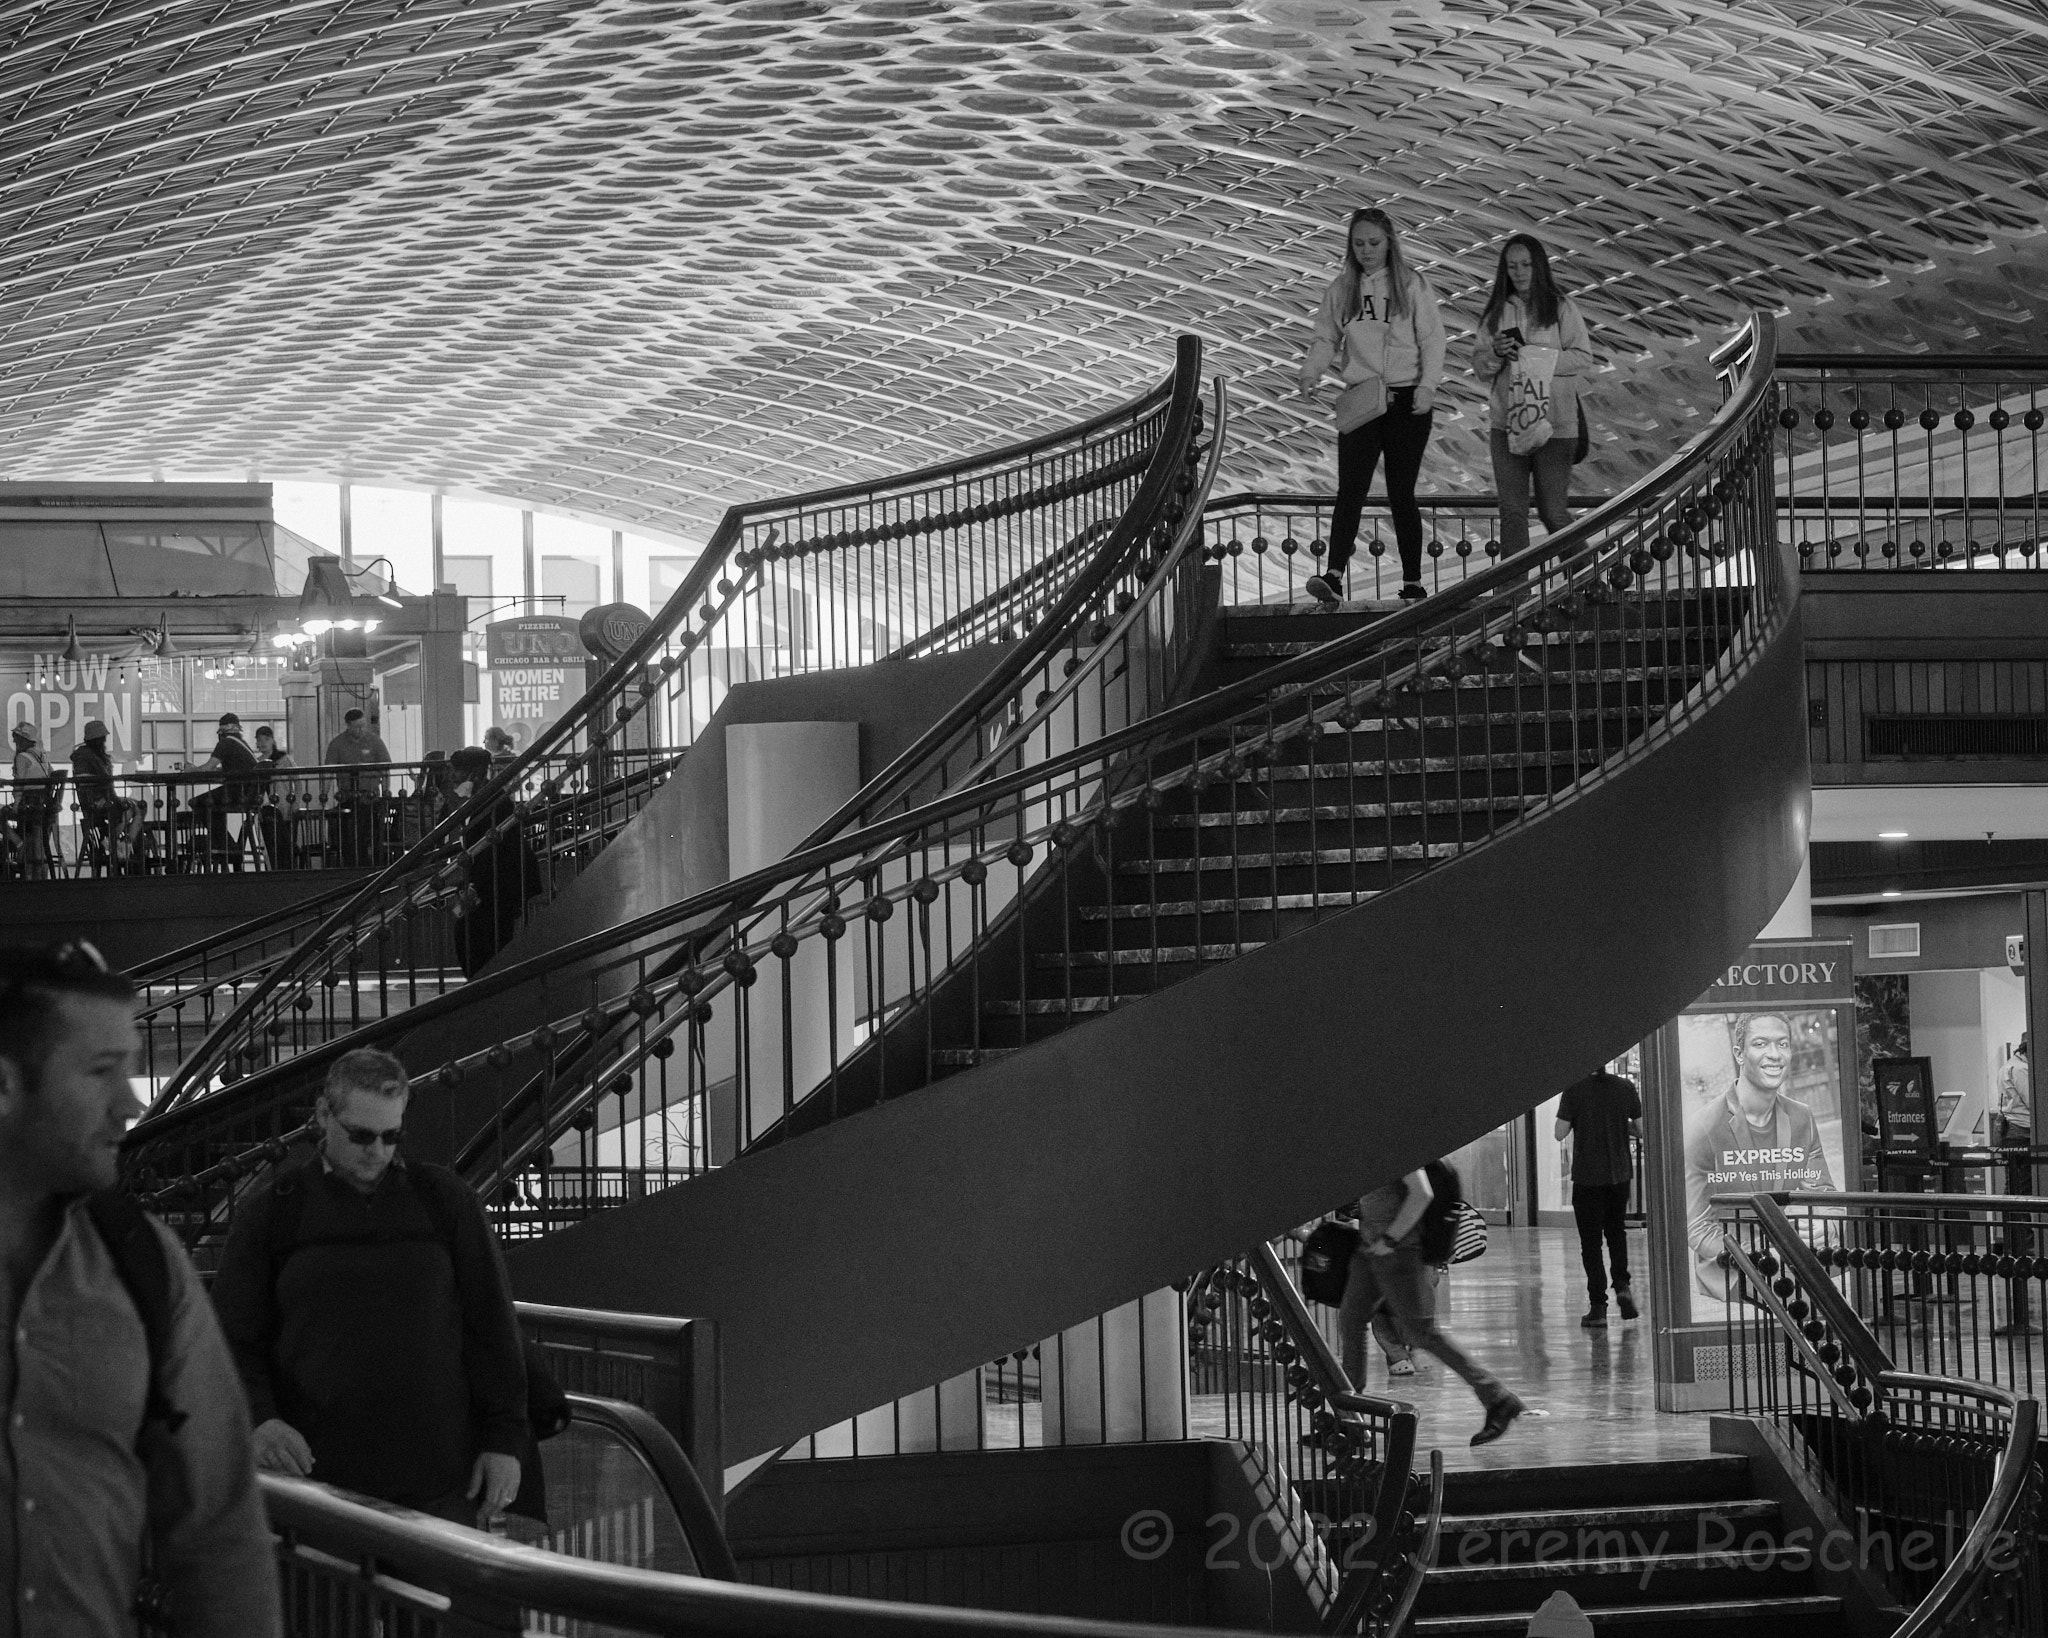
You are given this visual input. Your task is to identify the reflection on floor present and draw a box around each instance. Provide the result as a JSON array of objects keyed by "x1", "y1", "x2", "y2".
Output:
[{"x1": 1193, "y1": 1225, "x2": 1715, "y2": 1472}]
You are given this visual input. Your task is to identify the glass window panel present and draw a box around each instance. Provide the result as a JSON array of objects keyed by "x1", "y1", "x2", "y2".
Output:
[
  {"x1": 272, "y1": 482, "x2": 341, "y2": 553},
  {"x1": 542, "y1": 555, "x2": 601, "y2": 619},
  {"x1": 349, "y1": 486, "x2": 434, "y2": 596},
  {"x1": 649, "y1": 555, "x2": 695, "y2": 610}
]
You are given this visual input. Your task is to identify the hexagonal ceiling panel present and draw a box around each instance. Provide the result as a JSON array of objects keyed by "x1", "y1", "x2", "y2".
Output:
[{"x1": 1, "y1": 0, "x2": 2042, "y2": 538}]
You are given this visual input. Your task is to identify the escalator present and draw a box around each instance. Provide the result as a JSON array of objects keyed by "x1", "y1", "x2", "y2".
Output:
[{"x1": 132, "y1": 317, "x2": 1807, "y2": 1468}]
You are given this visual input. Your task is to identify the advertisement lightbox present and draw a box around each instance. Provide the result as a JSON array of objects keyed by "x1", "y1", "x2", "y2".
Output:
[{"x1": 1640, "y1": 938, "x2": 1859, "y2": 1410}]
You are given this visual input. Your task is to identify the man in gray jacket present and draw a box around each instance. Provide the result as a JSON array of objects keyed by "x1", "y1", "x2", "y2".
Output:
[{"x1": 0, "y1": 940, "x2": 280, "y2": 1637}]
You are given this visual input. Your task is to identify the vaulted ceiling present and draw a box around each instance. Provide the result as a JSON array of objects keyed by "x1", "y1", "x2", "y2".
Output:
[{"x1": 3, "y1": 0, "x2": 2043, "y2": 540}]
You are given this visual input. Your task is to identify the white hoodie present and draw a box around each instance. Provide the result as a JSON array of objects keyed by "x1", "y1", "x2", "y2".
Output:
[{"x1": 1304, "y1": 268, "x2": 1447, "y2": 395}]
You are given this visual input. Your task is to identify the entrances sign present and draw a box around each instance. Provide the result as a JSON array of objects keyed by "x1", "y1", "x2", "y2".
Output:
[
  {"x1": 485, "y1": 616, "x2": 580, "y2": 755},
  {"x1": 1873, "y1": 1055, "x2": 1937, "y2": 1158},
  {"x1": 1639, "y1": 937, "x2": 1860, "y2": 1411}
]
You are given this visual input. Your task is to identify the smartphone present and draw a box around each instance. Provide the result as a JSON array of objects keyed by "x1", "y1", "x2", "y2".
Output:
[{"x1": 1501, "y1": 326, "x2": 1525, "y2": 347}]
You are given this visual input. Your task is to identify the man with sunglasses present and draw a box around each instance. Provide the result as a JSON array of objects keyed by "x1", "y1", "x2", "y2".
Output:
[
  {"x1": 210, "y1": 1048, "x2": 527, "y2": 1529},
  {"x1": 0, "y1": 940, "x2": 280, "y2": 1635}
]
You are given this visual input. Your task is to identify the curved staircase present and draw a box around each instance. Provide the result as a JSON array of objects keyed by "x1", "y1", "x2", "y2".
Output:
[{"x1": 129, "y1": 318, "x2": 1809, "y2": 1470}]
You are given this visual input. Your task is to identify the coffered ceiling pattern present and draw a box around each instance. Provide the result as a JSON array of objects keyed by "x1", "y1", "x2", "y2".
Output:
[{"x1": 0, "y1": 0, "x2": 2042, "y2": 541}]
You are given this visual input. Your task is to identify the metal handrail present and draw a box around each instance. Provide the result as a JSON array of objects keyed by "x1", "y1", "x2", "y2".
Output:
[
  {"x1": 150, "y1": 351, "x2": 1187, "y2": 1116},
  {"x1": 259, "y1": 1473, "x2": 1292, "y2": 1638},
  {"x1": 1778, "y1": 352, "x2": 2048, "y2": 371},
  {"x1": 1248, "y1": 1241, "x2": 1426, "y2": 1637},
  {"x1": 1743, "y1": 1194, "x2": 1896, "y2": 1385},
  {"x1": 128, "y1": 348, "x2": 1208, "y2": 1156},
  {"x1": 1727, "y1": 1192, "x2": 2044, "y2": 1636},
  {"x1": 133, "y1": 312, "x2": 1786, "y2": 1207},
  {"x1": 1381, "y1": 1450, "x2": 1444, "y2": 1638},
  {"x1": 562, "y1": 1392, "x2": 736, "y2": 1582}
]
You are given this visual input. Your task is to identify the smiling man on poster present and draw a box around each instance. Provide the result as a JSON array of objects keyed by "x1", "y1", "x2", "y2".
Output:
[{"x1": 1684, "y1": 1010, "x2": 1837, "y2": 1302}]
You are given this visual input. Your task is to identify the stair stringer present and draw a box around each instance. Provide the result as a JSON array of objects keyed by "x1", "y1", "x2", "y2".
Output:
[{"x1": 505, "y1": 604, "x2": 1809, "y2": 1461}]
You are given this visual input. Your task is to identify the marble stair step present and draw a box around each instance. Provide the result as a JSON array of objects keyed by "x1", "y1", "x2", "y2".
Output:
[
  {"x1": 1080, "y1": 891, "x2": 1382, "y2": 919},
  {"x1": 1420, "y1": 1548, "x2": 1810, "y2": 1613},
  {"x1": 1436, "y1": 1499, "x2": 1780, "y2": 1563}
]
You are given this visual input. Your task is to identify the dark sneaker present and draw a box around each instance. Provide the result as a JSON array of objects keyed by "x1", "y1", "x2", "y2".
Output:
[
  {"x1": 1398, "y1": 581, "x2": 1427, "y2": 602},
  {"x1": 1471, "y1": 1395, "x2": 1525, "y2": 1447},
  {"x1": 1581, "y1": 1308, "x2": 1608, "y2": 1330},
  {"x1": 1304, "y1": 573, "x2": 1342, "y2": 606},
  {"x1": 1616, "y1": 1288, "x2": 1639, "y2": 1321}
]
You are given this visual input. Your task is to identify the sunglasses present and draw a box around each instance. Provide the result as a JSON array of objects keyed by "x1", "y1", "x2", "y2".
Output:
[{"x1": 336, "y1": 1120, "x2": 404, "y2": 1149}]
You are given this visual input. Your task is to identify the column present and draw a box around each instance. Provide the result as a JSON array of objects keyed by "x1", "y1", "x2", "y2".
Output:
[
  {"x1": 724, "y1": 721, "x2": 861, "y2": 1150},
  {"x1": 1038, "y1": 1288, "x2": 1188, "y2": 1445}
]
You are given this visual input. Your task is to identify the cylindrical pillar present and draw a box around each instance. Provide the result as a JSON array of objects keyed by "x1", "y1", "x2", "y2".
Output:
[
  {"x1": 725, "y1": 721, "x2": 862, "y2": 1151},
  {"x1": 1039, "y1": 1288, "x2": 1188, "y2": 1445}
]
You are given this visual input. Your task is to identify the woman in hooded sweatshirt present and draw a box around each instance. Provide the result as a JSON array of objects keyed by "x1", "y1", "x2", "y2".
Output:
[
  {"x1": 1473, "y1": 234, "x2": 1596, "y2": 561},
  {"x1": 1298, "y1": 206, "x2": 1447, "y2": 606}
]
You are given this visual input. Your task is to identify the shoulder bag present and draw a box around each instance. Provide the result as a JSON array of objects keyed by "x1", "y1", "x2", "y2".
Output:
[{"x1": 1334, "y1": 377, "x2": 1386, "y2": 434}]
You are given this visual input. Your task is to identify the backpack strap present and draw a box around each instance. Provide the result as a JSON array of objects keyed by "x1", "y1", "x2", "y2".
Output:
[
  {"x1": 407, "y1": 1162, "x2": 464, "y2": 1255},
  {"x1": 266, "y1": 1167, "x2": 310, "y2": 1279},
  {"x1": 84, "y1": 1191, "x2": 187, "y2": 1439}
]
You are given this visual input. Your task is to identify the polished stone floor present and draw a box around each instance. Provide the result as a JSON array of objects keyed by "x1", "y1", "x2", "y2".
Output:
[{"x1": 1322, "y1": 1224, "x2": 1713, "y2": 1474}]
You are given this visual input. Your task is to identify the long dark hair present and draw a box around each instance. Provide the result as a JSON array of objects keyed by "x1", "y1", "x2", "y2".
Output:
[
  {"x1": 1480, "y1": 234, "x2": 1563, "y2": 333},
  {"x1": 1340, "y1": 207, "x2": 1412, "y2": 323}
]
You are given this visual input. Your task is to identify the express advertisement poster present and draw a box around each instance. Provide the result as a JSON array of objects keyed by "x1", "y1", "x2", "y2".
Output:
[{"x1": 1641, "y1": 938, "x2": 1858, "y2": 1408}]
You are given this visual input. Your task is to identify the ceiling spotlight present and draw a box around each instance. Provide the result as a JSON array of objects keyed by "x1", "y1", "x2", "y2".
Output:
[
  {"x1": 61, "y1": 616, "x2": 84, "y2": 664},
  {"x1": 153, "y1": 618, "x2": 180, "y2": 658},
  {"x1": 1878, "y1": 830, "x2": 1909, "y2": 840}
]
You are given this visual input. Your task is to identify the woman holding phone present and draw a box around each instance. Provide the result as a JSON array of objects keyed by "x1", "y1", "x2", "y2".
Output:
[
  {"x1": 1298, "y1": 207, "x2": 1447, "y2": 606},
  {"x1": 1474, "y1": 234, "x2": 1595, "y2": 561}
]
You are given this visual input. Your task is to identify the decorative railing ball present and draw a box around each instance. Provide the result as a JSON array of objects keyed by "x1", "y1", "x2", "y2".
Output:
[{"x1": 1884, "y1": 407, "x2": 1906, "y2": 431}]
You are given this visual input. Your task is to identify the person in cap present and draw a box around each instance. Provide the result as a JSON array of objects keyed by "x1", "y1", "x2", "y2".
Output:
[
  {"x1": 71, "y1": 719, "x2": 146, "y2": 873},
  {"x1": 6, "y1": 721, "x2": 56, "y2": 879},
  {"x1": 0, "y1": 939, "x2": 282, "y2": 1634},
  {"x1": 180, "y1": 714, "x2": 261, "y2": 870}
]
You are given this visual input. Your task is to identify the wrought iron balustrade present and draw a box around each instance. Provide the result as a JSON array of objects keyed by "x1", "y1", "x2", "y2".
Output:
[
  {"x1": 127, "y1": 317, "x2": 1790, "y2": 1268},
  {"x1": 136, "y1": 340, "x2": 1205, "y2": 1132},
  {"x1": 1201, "y1": 491, "x2": 1615, "y2": 609},
  {"x1": 1769, "y1": 351, "x2": 2048, "y2": 571},
  {"x1": 1717, "y1": 1193, "x2": 2043, "y2": 1632}
]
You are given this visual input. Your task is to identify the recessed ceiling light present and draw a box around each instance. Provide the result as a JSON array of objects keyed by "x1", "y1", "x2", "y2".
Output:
[{"x1": 1878, "y1": 831, "x2": 1909, "y2": 839}]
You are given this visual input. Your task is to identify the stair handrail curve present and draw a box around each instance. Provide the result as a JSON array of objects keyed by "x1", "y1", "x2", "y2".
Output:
[
  {"x1": 443, "y1": 303, "x2": 1784, "y2": 1192},
  {"x1": 1242, "y1": 1242, "x2": 1432, "y2": 1638},
  {"x1": 1719, "y1": 1193, "x2": 2044, "y2": 1634},
  {"x1": 125, "y1": 346, "x2": 1212, "y2": 1203},
  {"x1": 560, "y1": 1391, "x2": 738, "y2": 1583},
  {"x1": 254, "y1": 1472, "x2": 1332, "y2": 1638},
  {"x1": 130, "y1": 315, "x2": 1784, "y2": 1223},
  {"x1": 438, "y1": 306, "x2": 1786, "y2": 1189},
  {"x1": 147, "y1": 342, "x2": 1199, "y2": 1120},
  {"x1": 443, "y1": 371, "x2": 1224, "y2": 1186}
]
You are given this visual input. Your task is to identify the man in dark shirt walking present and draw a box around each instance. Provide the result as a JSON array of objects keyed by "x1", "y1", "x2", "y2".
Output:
[
  {"x1": 211, "y1": 1048, "x2": 526, "y2": 1528},
  {"x1": 1555, "y1": 1064, "x2": 1643, "y2": 1328}
]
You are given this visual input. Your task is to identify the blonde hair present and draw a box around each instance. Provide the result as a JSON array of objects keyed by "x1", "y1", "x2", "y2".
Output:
[{"x1": 1340, "y1": 207, "x2": 1414, "y2": 322}]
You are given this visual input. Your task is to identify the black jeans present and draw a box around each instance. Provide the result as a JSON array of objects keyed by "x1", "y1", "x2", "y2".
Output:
[
  {"x1": 1326, "y1": 387, "x2": 1435, "y2": 585},
  {"x1": 1572, "y1": 1182, "x2": 1632, "y2": 1308}
]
